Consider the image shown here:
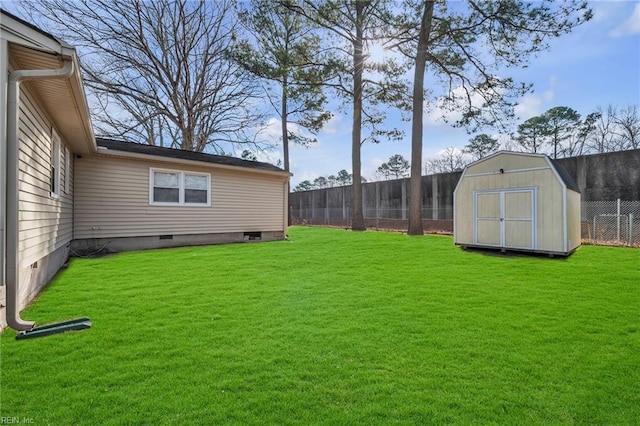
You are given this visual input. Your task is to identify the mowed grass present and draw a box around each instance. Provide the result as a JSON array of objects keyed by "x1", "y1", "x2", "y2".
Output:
[{"x1": 1, "y1": 226, "x2": 639, "y2": 425}]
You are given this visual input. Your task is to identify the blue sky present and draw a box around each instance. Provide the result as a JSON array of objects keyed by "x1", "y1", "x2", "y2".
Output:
[
  {"x1": 283, "y1": 1, "x2": 640, "y2": 186},
  {"x1": 4, "y1": 1, "x2": 638, "y2": 186}
]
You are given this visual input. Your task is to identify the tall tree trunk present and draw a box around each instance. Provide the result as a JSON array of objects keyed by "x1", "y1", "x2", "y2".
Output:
[
  {"x1": 282, "y1": 79, "x2": 292, "y2": 225},
  {"x1": 408, "y1": 1, "x2": 435, "y2": 236},
  {"x1": 351, "y1": 1, "x2": 366, "y2": 231},
  {"x1": 282, "y1": 79, "x2": 290, "y2": 172}
]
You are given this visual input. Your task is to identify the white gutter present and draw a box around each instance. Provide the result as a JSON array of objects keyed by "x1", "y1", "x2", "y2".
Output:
[{"x1": 5, "y1": 58, "x2": 74, "y2": 332}]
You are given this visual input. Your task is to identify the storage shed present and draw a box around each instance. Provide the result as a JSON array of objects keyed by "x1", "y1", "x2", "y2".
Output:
[{"x1": 454, "y1": 151, "x2": 581, "y2": 256}]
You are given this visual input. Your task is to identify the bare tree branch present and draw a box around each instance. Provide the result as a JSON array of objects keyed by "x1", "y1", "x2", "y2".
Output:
[{"x1": 21, "y1": 0, "x2": 267, "y2": 153}]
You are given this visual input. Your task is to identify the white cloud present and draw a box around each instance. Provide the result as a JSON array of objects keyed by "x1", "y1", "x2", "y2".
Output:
[
  {"x1": 609, "y1": 3, "x2": 640, "y2": 37},
  {"x1": 370, "y1": 157, "x2": 384, "y2": 169},
  {"x1": 362, "y1": 157, "x2": 384, "y2": 180},
  {"x1": 350, "y1": 156, "x2": 385, "y2": 181},
  {"x1": 514, "y1": 89, "x2": 554, "y2": 119},
  {"x1": 429, "y1": 146, "x2": 465, "y2": 159},
  {"x1": 321, "y1": 114, "x2": 343, "y2": 134},
  {"x1": 589, "y1": 1, "x2": 625, "y2": 24},
  {"x1": 261, "y1": 117, "x2": 283, "y2": 140},
  {"x1": 424, "y1": 85, "x2": 496, "y2": 126},
  {"x1": 258, "y1": 117, "x2": 323, "y2": 151},
  {"x1": 293, "y1": 170, "x2": 321, "y2": 184},
  {"x1": 492, "y1": 133, "x2": 521, "y2": 152}
]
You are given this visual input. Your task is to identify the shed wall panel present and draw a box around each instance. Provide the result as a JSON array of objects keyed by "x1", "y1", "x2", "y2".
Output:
[
  {"x1": 530, "y1": 169, "x2": 564, "y2": 252},
  {"x1": 505, "y1": 221, "x2": 532, "y2": 248},
  {"x1": 566, "y1": 190, "x2": 581, "y2": 251},
  {"x1": 74, "y1": 155, "x2": 286, "y2": 238},
  {"x1": 505, "y1": 191, "x2": 531, "y2": 218},
  {"x1": 477, "y1": 220, "x2": 501, "y2": 245},
  {"x1": 504, "y1": 191, "x2": 533, "y2": 249}
]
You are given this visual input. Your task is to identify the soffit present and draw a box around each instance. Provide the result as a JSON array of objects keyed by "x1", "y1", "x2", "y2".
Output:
[{"x1": 9, "y1": 42, "x2": 96, "y2": 154}]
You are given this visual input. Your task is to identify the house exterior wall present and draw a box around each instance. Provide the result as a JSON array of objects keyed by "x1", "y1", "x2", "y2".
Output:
[
  {"x1": 2, "y1": 11, "x2": 290, "y2": 331},
  {"x1": 454, "y1": 153, "x2": 575, "y2": 254},
  {"x1": 18, "y1": 81, "x2": 74, "y2": 269},
  {"x1": 17, "y1": 245, "x2": 69, "y2": 312},
  {"x1": 73, "y1": 154, "x2": 287, "y2": 246},
  {"x1": 1, "y1": 61, "x2": 75, "y2": 329},
  {"x1": 71, "y1": 231, "x2": 285, "y2": 254}
]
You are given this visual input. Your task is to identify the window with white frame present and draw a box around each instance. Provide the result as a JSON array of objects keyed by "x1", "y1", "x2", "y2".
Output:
[
  {"x1": 150, "y1": 168, "x2": 210, "y2": 206},
  {"x1": 184, "y1": 173, "x2": 208, "y2": 203},
  {"x1": 50, "y1": 131, "x2": 61, "y2": 197}
]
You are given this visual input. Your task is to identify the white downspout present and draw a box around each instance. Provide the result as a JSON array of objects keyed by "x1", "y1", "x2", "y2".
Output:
[
  {"x1": 1, "y1": 39, "x2": 8, "y2": 330},
  {"x1": 6, "y1": 58, "x2": 74, "y2": 331}
]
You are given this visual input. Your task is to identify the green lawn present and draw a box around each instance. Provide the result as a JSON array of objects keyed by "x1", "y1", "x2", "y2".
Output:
[{"x1": 1, "y1": 226, "x2": 639, "y2": 424}]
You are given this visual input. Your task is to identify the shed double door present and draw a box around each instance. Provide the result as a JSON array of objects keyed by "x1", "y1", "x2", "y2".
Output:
[{"x1": 474, "y1": 189, "x2": 536, "y2": 250}]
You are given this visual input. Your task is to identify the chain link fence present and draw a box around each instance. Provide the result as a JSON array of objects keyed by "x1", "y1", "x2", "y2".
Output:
[
  {"x1": 292, "y1": 199, "x2": 640, "y2": 247},
  {"x1": 290, "y1": 207, "x2": 455, "y2": 233},
  {"x1": 582, "y1": 200, "x2": 640, "y2": 247}
]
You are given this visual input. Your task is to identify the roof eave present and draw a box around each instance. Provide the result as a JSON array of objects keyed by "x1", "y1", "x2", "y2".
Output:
[
  {"x1": 65, "y1": 49, "x2": 97, "y2": 154},
  {"x1": 3, "y1": 10, "x2": 97, "y2": 154},
  {"x1": 1, "y1": 9, "x2": 64, "y2": 53},
  {"x1": 93, "y1": 147, "x2": 291, "y2": 179}
]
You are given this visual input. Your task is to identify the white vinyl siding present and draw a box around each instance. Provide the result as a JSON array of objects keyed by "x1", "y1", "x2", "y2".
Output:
[
  {"x1": 17, "y1": 81, "x2": 74, "y2": 269},
  {"x1": 75, "y1": 155, "x2": 287, "y2": 238},
  {"x1": 150, "y1": 168, "x2": 210, "y2": 206}
]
